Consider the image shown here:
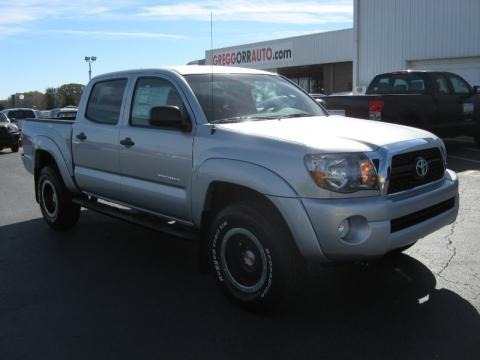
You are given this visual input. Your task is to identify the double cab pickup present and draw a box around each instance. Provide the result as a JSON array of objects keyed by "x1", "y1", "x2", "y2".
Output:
[
  {"x1": 322, "y1": 70, "x2": 480, "y2": 145},
  {"x1": 21, "y1": 66, "x2": 459, "y2": 310}
]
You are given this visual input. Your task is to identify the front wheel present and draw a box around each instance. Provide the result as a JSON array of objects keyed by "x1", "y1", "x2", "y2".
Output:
[
  {"x1": 11, "y1": 144, "x2": 19, "y2": 153},
  {"x1": 209, "y1": 201, "x2": 304, "y2": 311},
  {"x1": 38, "y1": 166, "x2": 80, "y2": 230}
]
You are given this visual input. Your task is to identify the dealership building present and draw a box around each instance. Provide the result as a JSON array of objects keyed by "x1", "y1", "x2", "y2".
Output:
[{"x1": 205, "y1": 0, "x2": 480, "y2": 94}]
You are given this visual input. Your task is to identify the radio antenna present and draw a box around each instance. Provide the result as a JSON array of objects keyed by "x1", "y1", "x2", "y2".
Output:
[{"x1": 210, "y1": 11, "x2": 214, "y2": 126}]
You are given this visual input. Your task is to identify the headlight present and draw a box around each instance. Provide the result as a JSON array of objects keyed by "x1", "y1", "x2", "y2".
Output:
[
  {"x1": 7, "y1": 124, "x2": 19, "y2": 133},
  {"x1": 305, "y1": 153, "x2": 378, "y2": 193}
]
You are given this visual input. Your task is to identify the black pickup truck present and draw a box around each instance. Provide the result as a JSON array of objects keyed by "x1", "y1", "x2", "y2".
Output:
[{"x1": 322, "y1": 71, "x2": 480, "y2": 145}]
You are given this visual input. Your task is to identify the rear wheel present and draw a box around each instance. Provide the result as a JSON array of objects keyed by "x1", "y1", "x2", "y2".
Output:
[
  {"x1": 208, "y1": 201, "x2": 304, "y2": 311},
  {"x1": 38, "y1": 166, "x2": 80, "y2": 230}
]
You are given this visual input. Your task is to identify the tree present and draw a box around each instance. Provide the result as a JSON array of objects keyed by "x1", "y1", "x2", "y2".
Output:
[
  {"x1": 58, "y1": 83, "x2": 85, "y2": 107},
  {"x1": 45, "y1": 88, "x2": 57, "y2": 109},
  {"x1": 1, "y1": 82, "x2": 85, "y2": 110}
]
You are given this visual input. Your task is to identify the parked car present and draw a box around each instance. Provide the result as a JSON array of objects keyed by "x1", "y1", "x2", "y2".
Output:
[
  {"x1": 55, "y1": 107, "x2": 78, "y2": 120},
  {"x1": 47, "y1": 108, "x2": 61, "y2": 118},
  {"x1": 2, "y1": 108, "x2": 37, "y2": 130},
  {"x1": 36, "y1": 110, "x2": 50, "y2": 118},
  {"x1": 321, "y1": 71, "x2": 480, "y2": 145},
  {"x1": 0, "y1": 112, "x2": 20, "y2": 152},
  {"x1": 21, "y1": 66, "x2": 459, "y2": 310}
]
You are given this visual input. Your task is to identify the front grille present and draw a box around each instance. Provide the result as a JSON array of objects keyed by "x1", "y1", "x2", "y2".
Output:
[
  {"x1": 390, "y1": 197, "x2": 455, "y2": 233},
  {"x1": 388, "y1": 148, "x2": 444, "y2": 194},
  {"x1": 0, "y1": 127, "x2": 7, "y2": 136}
]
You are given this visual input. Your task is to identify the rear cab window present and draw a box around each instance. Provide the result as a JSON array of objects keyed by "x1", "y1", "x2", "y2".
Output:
[
  {"x1": 86, "y1": 79, "x2": 127, "y2": 124},
  {"x1": 368, "y1": 73, "x2": 427, "y2": 94}
]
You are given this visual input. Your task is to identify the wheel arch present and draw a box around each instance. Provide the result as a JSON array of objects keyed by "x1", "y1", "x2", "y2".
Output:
[
  {"x1": 33, "y1": 140, "x2": 78, "y2": 201},
  {"x1": 192, "y1": 159, "x2": 319, "y2": 271},
  {"x1": 191, "y1": 158, "x2": 298, "y2": 226}
]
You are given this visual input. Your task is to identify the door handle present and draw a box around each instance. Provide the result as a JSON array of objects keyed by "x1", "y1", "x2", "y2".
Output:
[
  {"x1": 76, "y1": 132, "x2": 87, "y2": 141},
  {"x1": 120, "y1": 137, "x2": 135, "y2": 147}
]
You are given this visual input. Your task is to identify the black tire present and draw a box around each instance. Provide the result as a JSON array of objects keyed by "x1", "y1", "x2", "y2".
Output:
[
  {"x1": 208, "y1": 200, "x2": 304, "y2": 311},
  {"x1": 11, "y1": 144, "x2": 19, "y2": 153},
  {"x1": 37, "y1": 166, "x2": 80, "y2": 230}
]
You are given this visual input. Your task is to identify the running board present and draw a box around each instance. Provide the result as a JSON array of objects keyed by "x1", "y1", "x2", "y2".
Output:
[{"x1": 72, "y1": 197, "x2": 199, "y2": 241}]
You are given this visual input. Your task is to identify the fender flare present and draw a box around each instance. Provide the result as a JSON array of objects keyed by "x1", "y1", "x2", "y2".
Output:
[
  {"x1": 191, "y1": 158, "x2": 298, "y2": 225},
  {"x1": 191, "y1": 158, "x2": 327, "y2": 261},
  {"x1": 33, "y1": 136, "x2": 79, "y2": 194}
]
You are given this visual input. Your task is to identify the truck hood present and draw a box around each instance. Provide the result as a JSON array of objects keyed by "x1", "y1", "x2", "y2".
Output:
[{"x1": 217, "y1": 115, "x2": 436, "y2": 152}]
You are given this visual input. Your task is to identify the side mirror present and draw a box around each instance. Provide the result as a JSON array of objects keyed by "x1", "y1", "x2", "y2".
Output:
[
  {"x1": 473, "y1": 86, "x2": 480, "y2": 95},
  {"x1": 149, "y1": 106, "x2": 191, "y2": 132}
]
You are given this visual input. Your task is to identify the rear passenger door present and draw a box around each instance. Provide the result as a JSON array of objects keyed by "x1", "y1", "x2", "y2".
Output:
[
  {"x1": 72, "y1": 78, "x2": 128, "y2": 200},
  {"x1": 117, "y1": 76, "x2": 194, "y2": 222},
  {"x1": 431, "y1": 73, "x2": 458, "y2": 129}
]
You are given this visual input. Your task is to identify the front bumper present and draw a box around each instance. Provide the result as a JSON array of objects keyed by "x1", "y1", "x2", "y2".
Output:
[
  {"x1": 301, "y1": 169, "x2": 459, "y2": 261},
  {"x1": 0, "y1": 132, "x2": 20, "y2": 147}
]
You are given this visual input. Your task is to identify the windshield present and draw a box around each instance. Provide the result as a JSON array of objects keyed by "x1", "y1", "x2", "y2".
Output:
[
  {"x1": 7, "y1": 110, "x2": 36, "y2": 119},
  {"x1": 185, "y1": 74, "x2": 327, "y2": 123}
]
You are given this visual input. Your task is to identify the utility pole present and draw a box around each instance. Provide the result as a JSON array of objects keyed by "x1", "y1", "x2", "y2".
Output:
[{"x1": 84, "y1": 56, "x2": 97, "y2": 81}]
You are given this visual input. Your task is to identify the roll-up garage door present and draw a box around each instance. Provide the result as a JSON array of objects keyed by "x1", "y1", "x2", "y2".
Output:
[{"x1": 408, "y1": 57, "x2": 480, "y2": 87}]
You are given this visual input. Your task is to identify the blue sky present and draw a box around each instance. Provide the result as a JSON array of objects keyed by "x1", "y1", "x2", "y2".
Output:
[{"x1": 0, "y1": 0, "x2": 353, "y2": 100}]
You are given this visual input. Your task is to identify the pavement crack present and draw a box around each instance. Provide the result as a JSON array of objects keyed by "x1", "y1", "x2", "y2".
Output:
[{"x1": 436, "y1": 222, "x2": 457, "y2": 277}]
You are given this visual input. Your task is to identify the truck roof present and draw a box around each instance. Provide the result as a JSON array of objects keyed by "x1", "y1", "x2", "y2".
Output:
[
  {"x1": 378, "y1": 69, "x2": 458, "y2": 76},
  {"x1": 91, "y1": 65, "x2": 273, "y2": 81}
]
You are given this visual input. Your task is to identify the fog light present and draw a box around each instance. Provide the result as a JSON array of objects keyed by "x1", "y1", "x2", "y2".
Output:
[{"x1": 337, "y1": 219, "x2": 350, "y2": 239}]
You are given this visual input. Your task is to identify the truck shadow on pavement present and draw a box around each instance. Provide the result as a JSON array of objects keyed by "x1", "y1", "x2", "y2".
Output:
[
  {"x1": 444, "y1": 137, "x2": 480, "y2": 172},
  {"x1": 1, "y1": 211, "x2": 479, "y2": 360}
]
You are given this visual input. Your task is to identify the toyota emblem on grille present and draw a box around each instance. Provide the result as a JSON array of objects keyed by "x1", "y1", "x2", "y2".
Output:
[{"x1": 415, "y1": 157, "x2": 429, "y2": 177}]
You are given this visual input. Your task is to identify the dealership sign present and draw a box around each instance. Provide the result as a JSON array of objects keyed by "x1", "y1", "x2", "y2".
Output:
[{"x1": 211, "y1": 42, "x2": 293, "y2": 68}]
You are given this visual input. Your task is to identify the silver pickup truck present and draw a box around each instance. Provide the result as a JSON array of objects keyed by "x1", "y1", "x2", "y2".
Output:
[{"x1": 21, "y1": 66, "x2": 459, "y2": 310}]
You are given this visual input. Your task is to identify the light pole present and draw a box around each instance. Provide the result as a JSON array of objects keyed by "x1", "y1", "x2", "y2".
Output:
[{"x1": 84, "y1": 56, "x2": 97, "y2": 81}]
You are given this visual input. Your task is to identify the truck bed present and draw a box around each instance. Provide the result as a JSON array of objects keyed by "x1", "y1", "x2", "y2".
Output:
[
  {"x1": 323, "y1": 94, "x2": 434, "y2": 126},
  {"x1": 21, "y1": 118, "x2": 75, "y2": 177}
]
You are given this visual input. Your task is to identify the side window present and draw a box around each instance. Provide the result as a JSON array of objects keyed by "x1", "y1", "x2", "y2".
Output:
[
  {"x1": 447, "y1": 74, "x2": 471, "y2": 95},
  {"x1": 130, "y1": 77, "x2": 186, "y2": 127},
  {"x1": 433, "y1": 75, "x2": 450, "y2": 94},
  {"x1": 86, "y1": 79, "x2": 127, "y2": 124}
]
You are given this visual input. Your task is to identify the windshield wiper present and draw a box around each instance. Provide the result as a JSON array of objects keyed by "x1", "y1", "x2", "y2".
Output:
[
  {"x1": 211, "y1": 116, "x2": 265, "y2": 124},
  {"x1": 211, "y1": 113, "x2": 315, "y2": 124},
  {"x1": 278, "y1": 113, "x2": 315, "y2": 119}
]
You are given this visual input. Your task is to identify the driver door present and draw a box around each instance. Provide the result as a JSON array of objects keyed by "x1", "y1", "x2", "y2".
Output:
[{"x1": 117, "y1": 76, "x2": 194, "y2": 222}]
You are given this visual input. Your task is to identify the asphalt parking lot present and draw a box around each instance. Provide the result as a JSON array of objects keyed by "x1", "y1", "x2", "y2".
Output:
[{"x1": 1, "y1": 138, "x2": 479, "y2": 360}]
